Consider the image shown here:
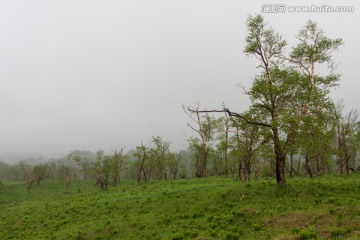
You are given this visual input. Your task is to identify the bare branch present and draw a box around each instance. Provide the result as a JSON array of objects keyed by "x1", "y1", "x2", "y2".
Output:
[
  {"x1": 187, "y1": 123, "x2": 201, "y2": 136},
  {"x1": 187, "y1": 108, "x2": 272, "y2": 128}
]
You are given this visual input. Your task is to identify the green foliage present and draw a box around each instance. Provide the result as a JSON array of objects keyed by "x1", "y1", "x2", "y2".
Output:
[
  {"x1": 291, "y1": 20, "x2": 343, "y2": 64},
  {"x1": 133, "y1": 137, "x2": 187, "y2": 182},
  {"x1": 241, "y1": 14, "x2": 343, "y2": 184},
  {"x1": 330, "y1": 227, "x2": 352, "y2": 238},
  {"x1": 299, "y1": 226, "x2": 317, "y2": 240}
]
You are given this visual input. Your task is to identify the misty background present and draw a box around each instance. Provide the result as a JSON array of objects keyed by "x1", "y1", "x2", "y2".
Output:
[{"x1": 1, "y1": 0, "x2": 359, "y2": 162}]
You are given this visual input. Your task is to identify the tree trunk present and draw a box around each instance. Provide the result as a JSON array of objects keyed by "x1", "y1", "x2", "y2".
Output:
[
  {"x1": 273, "y1": 127, "x2": 286, "y2": 185},
  {"x1": 275, "y1": 153, "x2": 286, "y2": 185},
  {"x1": 137, "y1": 167, "x2": 143, "y2": 184},
  {"x1": 244, "y1": 156, "x2": 251, "y2": 182},
  {"x1": 201, "y1": 150, "x2": 208, "y2": 177},
  {"x1": 201, "y1": 159, "x2": 207, "y2": 177},
  {"x1": 289, "y1": 154, "x2": 294, "y2": 177},
  {"x1": 238, "y1": 157, "x2": 243, "y2": 181},
  {"x1": 195, "y1": 155, "x2": 202, "y2": 177},
  {"x1": 345, "y1": 156, "x2": 350, "y2": 175},
  {"x1": 304, "y1": 154, "x2": 313, "y2": 178},
  {"x1": 254, "y1": 157, "x2": 260, "y2": 180},
  {"x1": 224, "y1": 151, "x2": 228, "y2": 177}
]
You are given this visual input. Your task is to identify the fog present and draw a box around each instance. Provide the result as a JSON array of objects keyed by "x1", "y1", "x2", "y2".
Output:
[{"x1": 1, "y1": 0, "x2": 359, "y2": 161}]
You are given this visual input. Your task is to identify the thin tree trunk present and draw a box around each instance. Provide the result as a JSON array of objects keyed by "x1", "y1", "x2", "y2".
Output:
[
  {"x1": 289, "y1": 154, "x2": 294, "y2": 177},
  {"x1": 304, "y1": 154, "x2": 313, "y2": 178},
  {"x1": 238, "y1": 157, "x2": 243, "y2": 181},
  {"x1": 201, "y1": 150, "x2": 208, "y2": 177},
  {"x1": 244, "y1": 155, "x2": 251, "y2": 182}
]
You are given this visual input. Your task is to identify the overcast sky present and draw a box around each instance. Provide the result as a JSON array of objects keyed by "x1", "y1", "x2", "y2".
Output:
[{"x1": 1, "y1": 0, "x2": 359, "y2": 159}]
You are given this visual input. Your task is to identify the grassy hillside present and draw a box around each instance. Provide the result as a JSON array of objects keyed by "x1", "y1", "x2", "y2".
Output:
[{"x1": 1, "y1": 176, "x2": 360, "y2": 239}]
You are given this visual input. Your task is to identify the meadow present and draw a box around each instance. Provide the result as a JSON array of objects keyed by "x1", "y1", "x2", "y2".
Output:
[{"x1": 0, "y1": 175, "x2": 360, "y2": 240}]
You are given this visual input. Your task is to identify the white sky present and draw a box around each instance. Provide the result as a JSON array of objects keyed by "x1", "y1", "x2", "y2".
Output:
[{"x1": 1, "y1": 0, "x2": 359, "y2": 158}]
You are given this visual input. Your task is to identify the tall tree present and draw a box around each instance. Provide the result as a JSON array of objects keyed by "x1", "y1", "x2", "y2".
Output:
[{"x1": 189, "y1": 15, "x2": 342, "y2": 185}]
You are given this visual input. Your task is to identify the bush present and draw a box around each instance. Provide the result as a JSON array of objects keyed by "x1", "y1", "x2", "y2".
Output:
[{"x1": 0, "y1": 180, "x2": 3, "y2": 193}]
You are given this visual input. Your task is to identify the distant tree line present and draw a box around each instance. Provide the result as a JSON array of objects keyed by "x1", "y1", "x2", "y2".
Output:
[{"x1": 0, "y1": 139, "x2": 189, "y2": 192}]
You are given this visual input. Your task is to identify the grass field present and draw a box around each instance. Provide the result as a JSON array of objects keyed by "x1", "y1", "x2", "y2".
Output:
[{"x1": 1, "y1": 175, "x2": 360, "y2": 240}]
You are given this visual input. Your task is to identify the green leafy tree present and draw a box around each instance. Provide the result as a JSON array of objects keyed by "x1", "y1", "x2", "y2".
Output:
[
  {"x1": 149, "y1": 136, "x2": 171, "y2": 180},
  {"x1": 184, "y1": 104, "x2": 219, "y2": 177},
  {"x1": 298, "y1": 113, "x2": 336, "y2": 177},
  {"x1": 111, "y1": 148, "x2": 126, "y2": 186},
  {"x1": 32, "y1": 163, "x2": 49, "y2": 185},
  {"x1": 228, "y1": 111, "x2": 269, "y2": 181},
  {"x1": 243, "y1": 15, "x2": 341, "y2": 184},
  {"x1": 167, "y1": 152, "x2": 185, "y2": 180},
  {"x1": 335, "y1": 101, "x2": 360, "y2": 174},
  {"x1": 191, "y1": 15, "x2": 342, "y2": 185},
  {"x1": 134, "y1": 143, "x2": 149, "y2": 184},
  {"x1": 60, "y1": 165, "x2": 74, "y2": 192}
]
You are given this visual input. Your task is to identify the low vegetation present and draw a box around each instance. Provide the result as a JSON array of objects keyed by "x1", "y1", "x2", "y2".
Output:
[{"x1": 1, "y1": 175, "x2": 360, "y2": 239}]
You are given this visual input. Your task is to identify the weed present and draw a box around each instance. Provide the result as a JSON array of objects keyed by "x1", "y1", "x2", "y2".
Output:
[
  {"x1": 253, "y1": 222, "x2": 262, "y2": 231},
  {"x1": 330, "y1": 227, "x2": 351, "y2": 237},
  {"x1": 299, "y1": 226, "x2": 317, "y2": 240}
]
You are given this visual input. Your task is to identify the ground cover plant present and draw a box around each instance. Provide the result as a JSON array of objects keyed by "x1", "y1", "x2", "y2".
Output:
[{"x1": 1, "y1": 175, "x2": 360, "y2": 239}]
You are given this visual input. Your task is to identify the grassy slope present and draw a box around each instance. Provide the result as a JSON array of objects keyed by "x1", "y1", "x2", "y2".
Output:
[{"x1": 0, "y1": 175, "x2": 360, "y2": 240}]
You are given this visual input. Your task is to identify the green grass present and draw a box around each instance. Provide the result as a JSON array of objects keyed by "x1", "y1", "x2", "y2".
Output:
[{"x1": 1, "y1": 175, "x2": 360, "y2": 239}]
